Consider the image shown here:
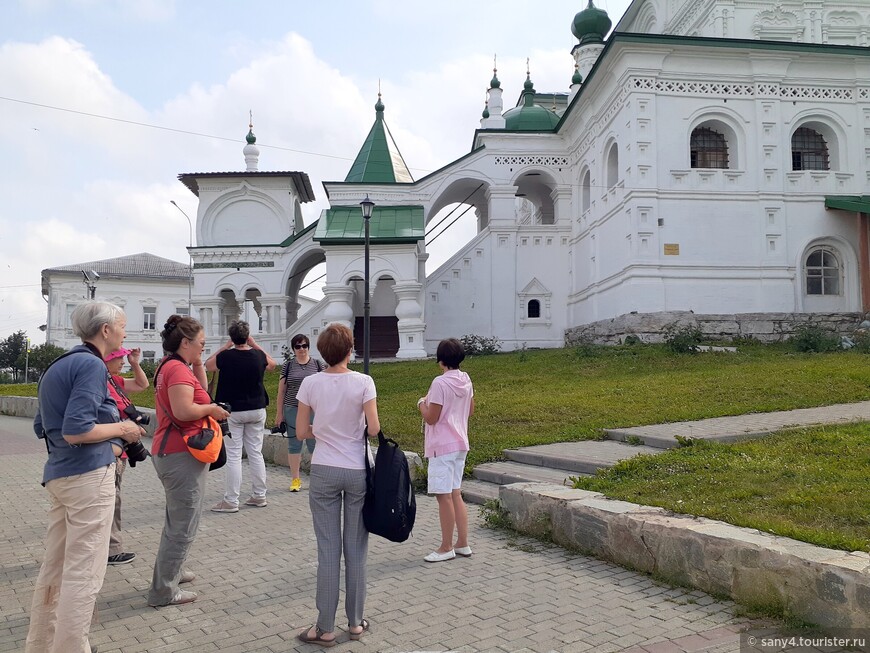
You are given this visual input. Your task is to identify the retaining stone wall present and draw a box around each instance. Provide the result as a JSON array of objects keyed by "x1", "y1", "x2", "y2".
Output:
[
  {"x1": 566, "y1": 311, "x2": 865, "y2": 346},
  {"x1": 3, "y1": 396, "x2": 423, "y2": 476},
  {"x1": 501, "y1": 483, "x2": 870, "y2": 629}
]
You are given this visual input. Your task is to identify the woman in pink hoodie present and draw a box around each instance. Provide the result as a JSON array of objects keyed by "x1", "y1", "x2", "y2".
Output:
[{"x1": 417, "y1": 338, "x2": 475, "y2": 563}]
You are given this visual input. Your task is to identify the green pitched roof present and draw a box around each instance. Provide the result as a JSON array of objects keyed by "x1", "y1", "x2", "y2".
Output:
[
  {"x1": 825, "y1": 195, "x2": 870, "y2": 214},
  {"x1": 344, "y1": 96, "x2": 413, "y2": 183},
  {"x1": 314, "y1": 206, "x2": 424, "y2": 245}
]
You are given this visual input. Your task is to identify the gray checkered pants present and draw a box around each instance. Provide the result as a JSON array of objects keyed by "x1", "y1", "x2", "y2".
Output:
[{"x1": 308, "y1": 464, "x2": 369, "y2": 632}]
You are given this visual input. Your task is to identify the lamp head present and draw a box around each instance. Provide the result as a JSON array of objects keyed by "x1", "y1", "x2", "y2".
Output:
[{"x1": 360, "y1": 195, "x2": 374, "y2": 220}]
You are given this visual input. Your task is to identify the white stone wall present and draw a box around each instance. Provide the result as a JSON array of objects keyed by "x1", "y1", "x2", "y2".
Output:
[{"x1": 621, "y1": 0, "x2": 870, "y2": 45}]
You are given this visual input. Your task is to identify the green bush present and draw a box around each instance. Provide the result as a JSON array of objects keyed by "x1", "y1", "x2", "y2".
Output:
[
  {"x1": 139, "y1": 359, "x2": 158, "y2": 380},
  {"x1": 851, "y1": 330, "x2": 870, "y2": 353},
  {"x1": 663, "y1": 323, "x2": 703, "y2": 354},
  {"x1": 790, "y1": 324, "x2": 840, "y2": 353},
  {"x1": 459, "y1": 334, "x2": 502, "y2": 356}
]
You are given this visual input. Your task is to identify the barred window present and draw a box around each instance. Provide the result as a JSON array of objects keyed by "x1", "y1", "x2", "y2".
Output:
[
  {"x1": 690, "y1": 127, "x2": 729, "y2": 168},
  {"x1": 792, "y1": 127, "x2": 829, "y2": 171},
  {"x1": 805, "y1": 247, "x2": 840, "y2": 295},
  {"x1": 527, "y1": 299, "x2": 541, "y2": 319}
]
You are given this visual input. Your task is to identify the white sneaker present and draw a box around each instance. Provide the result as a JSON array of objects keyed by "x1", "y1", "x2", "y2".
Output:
[
  {"x1": 424, "y1": 549, "x2": 455, "y2": 563},
  {"x1": 210, "y1": 500, "x2": 239, "y2": 513}
]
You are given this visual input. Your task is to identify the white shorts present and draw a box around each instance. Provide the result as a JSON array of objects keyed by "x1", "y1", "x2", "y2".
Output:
[{"x1": 427, "y1": 450, "x2": 467, "y2": 495}]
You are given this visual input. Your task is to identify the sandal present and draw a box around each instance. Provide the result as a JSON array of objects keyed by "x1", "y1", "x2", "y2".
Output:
[
  {"x1": 348, "y1": 618, "x2": 370, "y2": 641},
  {"x1": 297, "y1": 625, "x2": 336, "y2": 647}
]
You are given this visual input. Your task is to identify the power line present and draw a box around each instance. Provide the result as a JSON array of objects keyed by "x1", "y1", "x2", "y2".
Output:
[
  {"x1": 0, "y1": 95, "x2": 437, "y2": 172},
  {"x1": 1, "y1": 94, "x2": 637, "y2": 191}
]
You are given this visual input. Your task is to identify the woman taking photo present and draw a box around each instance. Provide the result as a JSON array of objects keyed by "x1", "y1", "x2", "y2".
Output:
[
  {"x1": 275, "y1": 333, "x2": 324, "y2": 492},
  {"x1": 295, "y1": 323, "x2": 380, "y2": 646},
  {"x1": 27, "y1": 301, "x2": 145, "y2": 653},
  {"x1": 147, "y1": 315, "x2": 230, "y2": 608}
]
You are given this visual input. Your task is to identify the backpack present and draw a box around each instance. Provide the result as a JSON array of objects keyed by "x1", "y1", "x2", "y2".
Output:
[{"x1": 362, "y1": 430, "x2": 416, "y2": 543}]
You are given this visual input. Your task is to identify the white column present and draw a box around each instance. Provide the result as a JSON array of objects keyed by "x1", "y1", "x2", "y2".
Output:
[
  {"x1": 322, "y1": 284, "x2": 355, "y2": 330},
  {"x1": 393, "y1": 281, "x2": 427, "y2": 359},
  {"x1": 551, "y1": 186, "x2": 573, "y2": 226}
]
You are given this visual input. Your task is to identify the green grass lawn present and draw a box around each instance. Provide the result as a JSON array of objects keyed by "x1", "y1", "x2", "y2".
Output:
[{"x1": 4, "y1": 343, "x2": 870, "y2": 550}]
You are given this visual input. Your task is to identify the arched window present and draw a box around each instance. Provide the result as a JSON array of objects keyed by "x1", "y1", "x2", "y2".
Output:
[
  {"x1": 805, "y1": 246, "x2": 840, "y2": 295},
  {"x1": 527, "y1": 299, "x2": 541, "y2": 319},
  {"x1": 792, "y1": 127, "x2": 829, "y2": 171},
  {"x1": 606, "y1": 144, "x2": 619, "y2": 189},
  {"x1": 690, "y1": 127, "x2": 729, "y2": 168},
  {"x1": 581, "y1": 170, "x2": 591, "y2": 214}
]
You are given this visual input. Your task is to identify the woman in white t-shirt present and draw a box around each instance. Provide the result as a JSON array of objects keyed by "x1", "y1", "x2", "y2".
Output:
[{"x1": 295, "y1": 323, "x2": 380, "y2": 646}]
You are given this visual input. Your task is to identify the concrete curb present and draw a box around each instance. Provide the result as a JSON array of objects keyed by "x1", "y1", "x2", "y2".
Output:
[{"x1": 500, "y1": 482, "x2": 870, "y2": 629}]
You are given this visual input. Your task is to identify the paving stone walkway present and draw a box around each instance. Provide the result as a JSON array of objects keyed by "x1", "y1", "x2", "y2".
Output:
[{"x1": 0, "y1": 414, "x2": 832, "y2": 652}]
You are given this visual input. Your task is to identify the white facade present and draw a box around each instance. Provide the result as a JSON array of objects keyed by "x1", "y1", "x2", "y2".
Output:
[
  {"x1": 41, "y1": 254, "x2": 191, "y2": 363},
  {"x1": 173, "y1": 0, "x2": 870, "y2": 356},
  {"x1": 42, "y1": 252, "x2": 318, "y2": 361}
]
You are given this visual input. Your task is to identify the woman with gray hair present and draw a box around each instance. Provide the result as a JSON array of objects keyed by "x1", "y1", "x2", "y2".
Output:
[{"x1": 26, "y1": 301, "x2": 145, "y2": 653}]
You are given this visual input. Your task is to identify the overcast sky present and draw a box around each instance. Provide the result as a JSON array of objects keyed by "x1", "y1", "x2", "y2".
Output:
[{"x1": 0, "y1": 0, "x2": 633, "y2": 343}]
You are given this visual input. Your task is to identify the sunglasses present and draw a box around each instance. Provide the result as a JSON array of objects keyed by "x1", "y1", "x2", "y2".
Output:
[{"x1": 293, "y1": 343, "x2": 309, "y2": 350}]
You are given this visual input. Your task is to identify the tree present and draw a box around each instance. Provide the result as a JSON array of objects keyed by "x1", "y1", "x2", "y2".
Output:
[
  {"x1": 0, "y1": 331, "x2": 27, "y2": 382},
  {"x1": 24, "y1": 343, "x2": 67, "y2": 380}
]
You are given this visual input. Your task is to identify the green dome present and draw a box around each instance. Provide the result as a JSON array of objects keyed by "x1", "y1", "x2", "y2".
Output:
[
  {"x1": 571, "y1": 0, "x2": 612, "y2": 45},
  {"x1": 503, "y1": 104, "x2": 561, "y2": 130},
  {"x1": 504, "y1": 72, "x2": 560, "y2": 131},
  {"x1": 572, "y1": 65, "x2": 583, "y2": 85},
  {"x1": 246, "y1": 128, "x2": 256, "y2": 144}
]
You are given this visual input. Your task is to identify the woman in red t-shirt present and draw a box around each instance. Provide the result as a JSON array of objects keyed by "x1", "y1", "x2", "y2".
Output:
[{"x1": 147, "y1": 315, "x2": 229, "y2": 608}]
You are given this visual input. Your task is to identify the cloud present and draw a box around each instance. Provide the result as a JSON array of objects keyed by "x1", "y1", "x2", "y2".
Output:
[{"x1": 0, "y1": 24, "x2": 578, "y2": 341}]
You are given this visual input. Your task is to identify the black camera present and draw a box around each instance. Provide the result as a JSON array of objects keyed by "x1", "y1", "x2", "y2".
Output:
[
  {"x1": 123, "y1": 404, "x2": 151, "y2": 426},
  {"x1": 270, "y1": 421, "x2": 287, "y2": 435},
  {"x1": 214, "y1": 402, "x2": 231, "y2": 437},
  {"x1": 124, "y1": 440, "x2": 151, "y2": 468}
]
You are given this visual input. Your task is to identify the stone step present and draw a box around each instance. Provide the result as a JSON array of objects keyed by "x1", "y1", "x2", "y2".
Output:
[
  {"x1": 472, "y1": 461, "x2": 585, "y2": 487},
  {"x1": 504, "y1": 440, "x2": 660, "y2": 474},
  {"x1": 605, "y1": 428, "x2": 685, "y2": 449},
  {"x1": 460, "y1": 479, "x2": 500, "y2": 505}
]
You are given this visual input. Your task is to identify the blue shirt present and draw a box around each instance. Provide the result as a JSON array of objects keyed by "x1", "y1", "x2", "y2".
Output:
[{"x1": 33, "y1": 345, "x2": 120, "y2": 485}]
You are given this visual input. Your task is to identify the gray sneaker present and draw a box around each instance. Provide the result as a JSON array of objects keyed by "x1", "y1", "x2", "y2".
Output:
[
  {"x1": 244, "y1": 495, "x2": 267, "y2": 508},
  {"x1": 148, "y1": 589, "x2": 197, "y2": 607},
  {"x1": 210, "y1": 500, "x2": 239, "y2": 513}
]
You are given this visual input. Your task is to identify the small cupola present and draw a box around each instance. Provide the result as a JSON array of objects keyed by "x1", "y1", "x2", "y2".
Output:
[{"x1": 571, "y1": 0, "x2": 612, "y2": 45}]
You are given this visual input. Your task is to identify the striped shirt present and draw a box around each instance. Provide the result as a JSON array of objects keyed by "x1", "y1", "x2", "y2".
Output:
[{"x1": 281, "y1": 358, "x2": 324, "y2": 408}]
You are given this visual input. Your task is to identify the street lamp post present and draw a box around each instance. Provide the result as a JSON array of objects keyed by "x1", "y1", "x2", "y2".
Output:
[
  {"x1": 170, "y1": 201, "x2": 194, "y2": 309},
  {"x1": 24, "y1": 336, "x2": 30, "y2": 383},
  {"x1": 360, "y1": 195, "x2": 374, "y2": 375}
]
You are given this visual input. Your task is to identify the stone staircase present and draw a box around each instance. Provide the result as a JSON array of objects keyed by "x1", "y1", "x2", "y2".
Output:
[
  {"x1": 462, "y1": 400, "x2": 870, "y2": 505},
  {"x1": 462, "y1": 436, "x2": 665, "y2": 505}
]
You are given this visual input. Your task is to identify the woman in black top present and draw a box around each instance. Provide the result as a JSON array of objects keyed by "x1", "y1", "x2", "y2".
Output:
[{"x1": 205, "y1": 320, "x2": 277, "y2": 512}]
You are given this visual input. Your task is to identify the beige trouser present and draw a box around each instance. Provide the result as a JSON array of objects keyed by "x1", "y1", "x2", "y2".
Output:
[{"x1": 25, "y1": 464, "x2": 116, "y2": 653}]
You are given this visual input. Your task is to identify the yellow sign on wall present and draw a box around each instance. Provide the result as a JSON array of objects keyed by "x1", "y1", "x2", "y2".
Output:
[{"x1": 663, "y1": 243, "x2": 680, "y2": 255}]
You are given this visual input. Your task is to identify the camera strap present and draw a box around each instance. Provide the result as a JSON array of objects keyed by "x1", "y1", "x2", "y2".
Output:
[{"x1": 107, "y1": 374, "x2": 133, "y2": 411}]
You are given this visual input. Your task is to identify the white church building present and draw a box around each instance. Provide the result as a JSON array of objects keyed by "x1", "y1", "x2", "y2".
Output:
[{"x1": 43, "y1": 0, "x2": 870, "y2": 359}]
